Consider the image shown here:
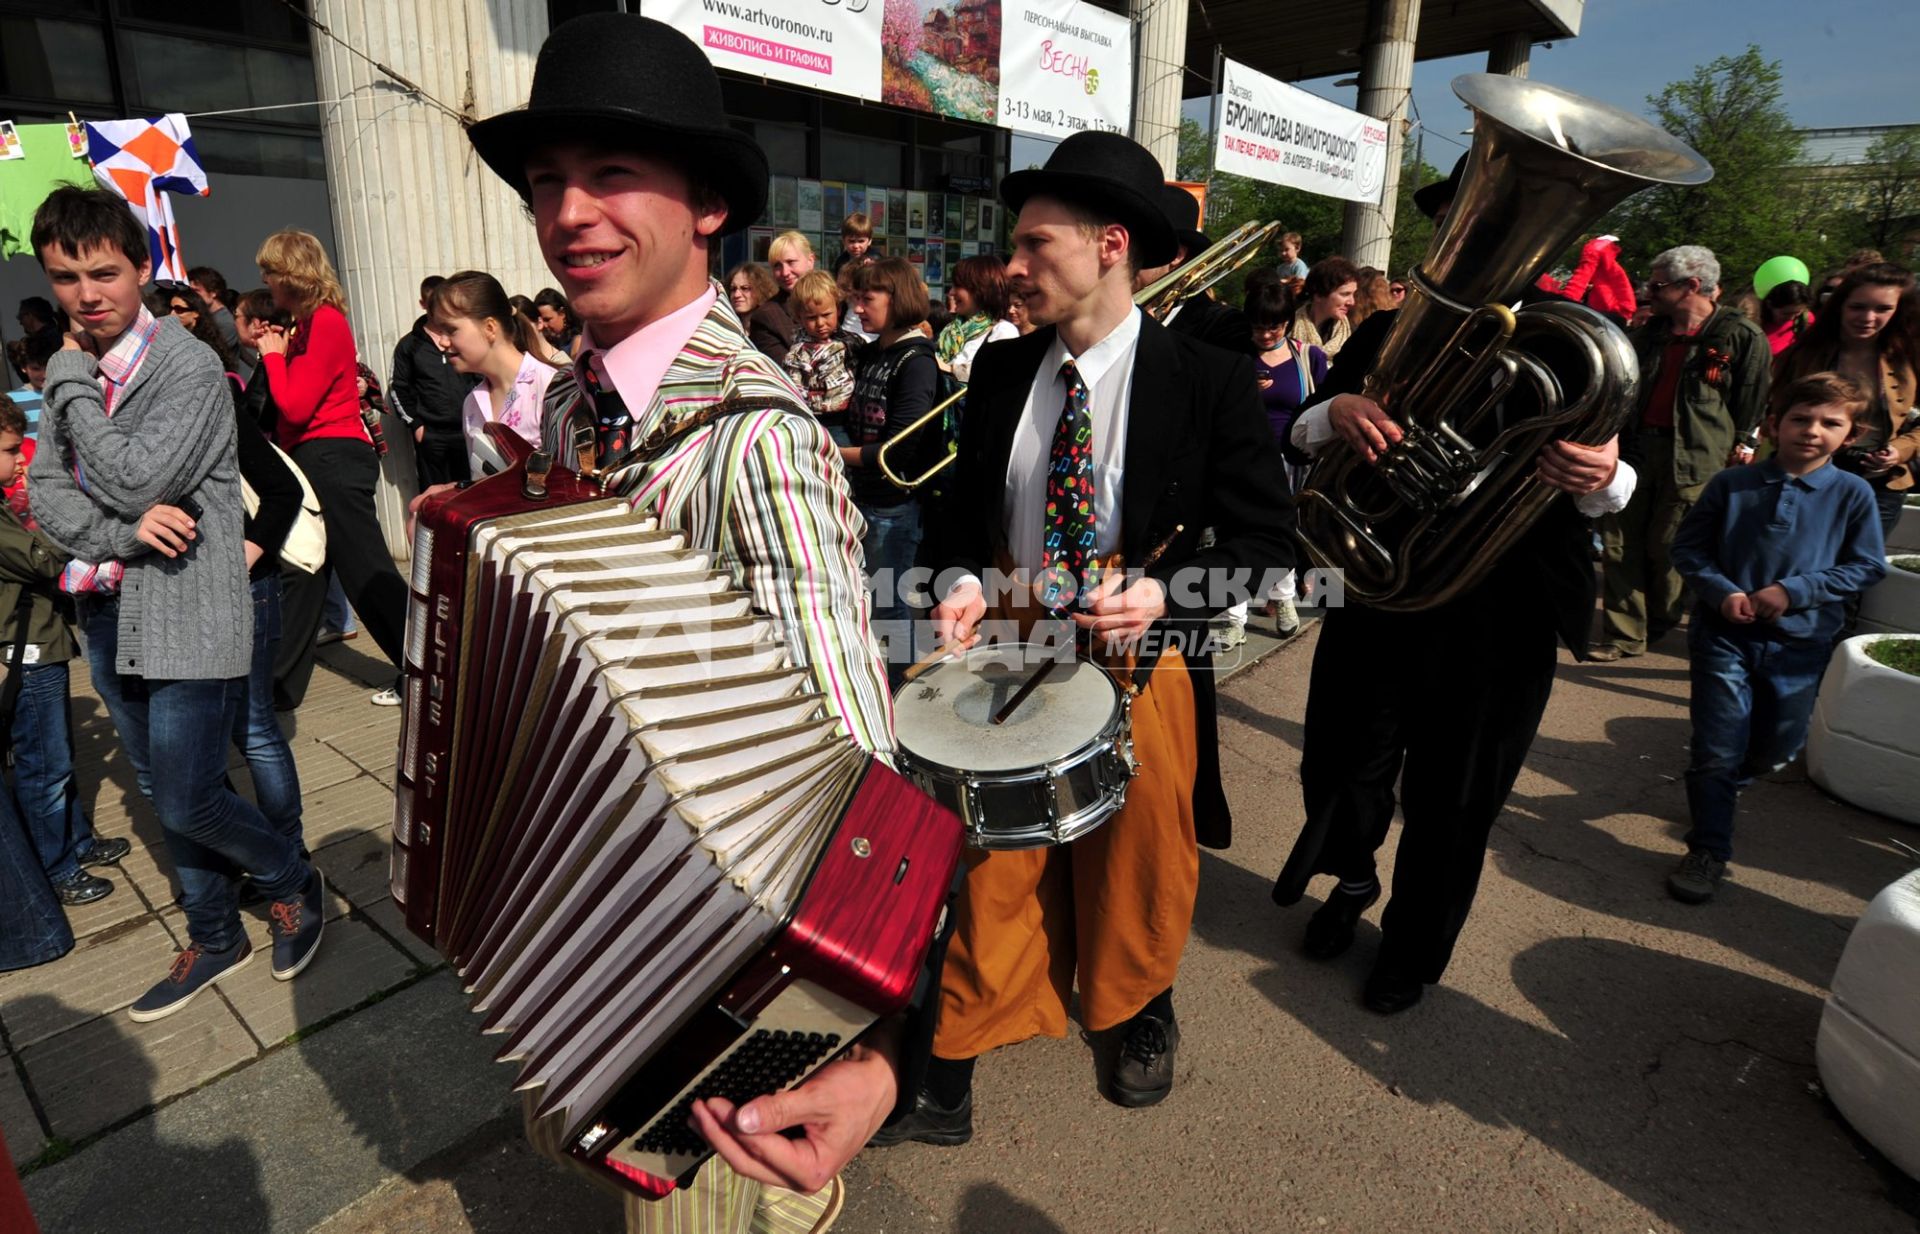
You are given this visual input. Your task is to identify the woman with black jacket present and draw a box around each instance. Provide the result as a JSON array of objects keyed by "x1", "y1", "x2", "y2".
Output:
[{"x1": 845, "y1": 258, "x2": 939, "y2": 681}]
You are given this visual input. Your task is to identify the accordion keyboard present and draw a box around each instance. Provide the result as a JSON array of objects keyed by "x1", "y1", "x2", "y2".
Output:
[{"x1": 594, "y1": 979, "x2": 867, "y2": 1187}]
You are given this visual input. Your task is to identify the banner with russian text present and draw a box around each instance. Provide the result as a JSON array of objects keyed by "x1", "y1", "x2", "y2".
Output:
[
  {"x1": 1214, "y1": 58, "x2": 1388, "y2": 205},
  {"x1": 644, "y1": 0, "x2": 884, "y2": 101},
  {"x1": 997, "y1": 0, "x2": 1130, "y2": 139}
]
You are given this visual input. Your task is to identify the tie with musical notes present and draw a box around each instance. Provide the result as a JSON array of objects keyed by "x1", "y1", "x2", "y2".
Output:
[
  {"x1": 1038, "y1": 358, "x2": 1095, "y2": 614},
  {"x1": 578, "y1": 353, "x2": 634, "y2": 463}
]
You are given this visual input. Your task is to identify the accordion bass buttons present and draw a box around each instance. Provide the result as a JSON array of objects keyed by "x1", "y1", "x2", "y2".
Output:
[{"x1": 850, "y1": 837, "x2": 871, "y2": 859}]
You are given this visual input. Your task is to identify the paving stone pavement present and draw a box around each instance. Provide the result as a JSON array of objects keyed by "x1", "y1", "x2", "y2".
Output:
[
  {"x1": 0, "y1": 640, "x2": 425, "y2": 1170},
  {"x1": 12, "y1": 601, "x2": 1917, "y2": 1233}
]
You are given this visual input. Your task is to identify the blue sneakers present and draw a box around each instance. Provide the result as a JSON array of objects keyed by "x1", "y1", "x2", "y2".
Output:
[
  {"x1": 270, "y1": 867, "x2": 325, "y2": 980},
  {"x1": 128, "y1": 939, "x2": 253, "y2": 1023}
]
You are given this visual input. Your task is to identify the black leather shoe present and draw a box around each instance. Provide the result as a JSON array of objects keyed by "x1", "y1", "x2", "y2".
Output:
[
  {"x1": 79, "y1": 836, "x2": 132, "y2": 867},
  {"x1": 1362, "y1": 966, "x2": 1425, "y2": 1015},
  {"x1": 1302, "y1": 883, "x2": 1381, "y2": 961},
  {"x1": 867, "y1": 1089, "x2": 972, "y2": 1148},
  {"x1": 1109, "y1": 1013, "x2": 1180, "y2": 1108},
  {"x1": 52, "y1": 869, "x2": 113, "y2": 906}
]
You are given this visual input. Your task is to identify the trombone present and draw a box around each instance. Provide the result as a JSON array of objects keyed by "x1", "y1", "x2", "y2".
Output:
[{"x1": 876, "y1": 219, "x2": 1285, "y2": 493}]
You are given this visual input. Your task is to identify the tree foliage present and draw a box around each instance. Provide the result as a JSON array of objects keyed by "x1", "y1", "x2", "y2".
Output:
[
  {"x1": 1602, "y1": 46, "x2": 1851, "y2": 291},
  {"x1": 1855, "y1": 125, "x2": 1920, "y2": 251}
]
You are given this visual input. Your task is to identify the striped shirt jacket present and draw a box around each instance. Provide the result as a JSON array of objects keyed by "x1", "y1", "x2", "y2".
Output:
[{"x1": 539, "y1": 284, "x2": 894, "y2": 756}]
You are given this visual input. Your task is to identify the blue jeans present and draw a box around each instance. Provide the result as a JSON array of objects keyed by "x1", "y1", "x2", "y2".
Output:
[
  {"x1": 858, "y1": 498, "x2": 923, "y2": 682},
  {"x1": 0, "y1": 787, "x2": 71, "y2": 970},
  {"x1": 11, "y1": 661, "x2": 96, "y2": 881},
  {"x1": 1684, "y1": 621, "x2": 1831, "y2": 861},
  {"x1": 233, "y1": 576, "x2": 303, "y2": 847},
  {"x1": 322, "y1": 572, "x2": 357, "y2": 635},
  {"x1": 83, "y1": 598, "x2": 307, "y2": 951}
]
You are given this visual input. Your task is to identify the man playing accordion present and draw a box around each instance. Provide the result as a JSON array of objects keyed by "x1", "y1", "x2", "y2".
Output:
[{"x1": 465, "y1": 15, "x2": 923, "y2": 1231}]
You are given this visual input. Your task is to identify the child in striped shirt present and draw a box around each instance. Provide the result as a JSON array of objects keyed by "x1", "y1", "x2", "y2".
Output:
[{"x1": 782, "y1": 271, "x2": 859, "y2": 441}]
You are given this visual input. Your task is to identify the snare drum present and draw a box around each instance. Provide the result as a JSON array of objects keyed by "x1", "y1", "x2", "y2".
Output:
[{"x1": 892, "y1": 643, "x2": 1137, "y2": 849}]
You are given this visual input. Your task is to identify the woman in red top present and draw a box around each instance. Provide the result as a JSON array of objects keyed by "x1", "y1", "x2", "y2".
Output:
[{"x1": 255, "y1": 229, "x2": 408, "y2": 708}]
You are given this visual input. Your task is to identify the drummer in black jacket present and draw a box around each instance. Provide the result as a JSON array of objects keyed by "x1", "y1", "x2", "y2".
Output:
[
  {"x1": 388, "y1": 274, "x2": 480, "y2": 487},
  {"x1": 883, "y1": 134, "x2": 1291, "y2": 1146},
  {"x1": 1268, "y1": 163, "x2": 1638, "y2": 1014}
]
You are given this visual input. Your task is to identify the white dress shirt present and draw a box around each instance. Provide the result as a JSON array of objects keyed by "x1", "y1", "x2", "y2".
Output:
[
  {"x1": 1288, "y1": 399, "x2": 1638, "y2": 516},
  {"x1": 1002, "y1": 308, "x2": 1143, "y2": 571}
]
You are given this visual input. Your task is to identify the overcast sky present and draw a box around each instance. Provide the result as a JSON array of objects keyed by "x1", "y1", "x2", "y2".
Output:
[{"x1": 1015, "y1": 0, "x2": 1919, "y2": 167}]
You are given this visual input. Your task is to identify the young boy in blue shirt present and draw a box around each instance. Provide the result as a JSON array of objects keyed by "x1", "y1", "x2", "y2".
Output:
[{"x1": 1666, "y1": 372, "x2": 1889, "y2": 903}]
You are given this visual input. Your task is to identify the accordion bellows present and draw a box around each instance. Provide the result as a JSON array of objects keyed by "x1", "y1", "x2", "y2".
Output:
[{"x1": 392, "y1": 458, "x2": 960, "y2": 1198}]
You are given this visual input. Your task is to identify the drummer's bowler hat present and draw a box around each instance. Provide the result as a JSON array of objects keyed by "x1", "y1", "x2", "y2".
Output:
[
  {"x1": 468, "y1": 15, "x2": 768, "y2": 235},
  {"x1": 1001, "y1": 132, "x2": 1178, "y2": 268}
]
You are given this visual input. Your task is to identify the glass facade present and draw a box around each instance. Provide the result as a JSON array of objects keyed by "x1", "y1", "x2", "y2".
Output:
[{"x1": 0, "y1": 0, "x2": 324, "y2": 179}]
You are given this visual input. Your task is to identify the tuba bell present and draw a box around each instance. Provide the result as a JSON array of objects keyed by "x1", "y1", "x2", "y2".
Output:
[{"x1": 1294, "y1": 73, "x2": 1713, "y2": 611}]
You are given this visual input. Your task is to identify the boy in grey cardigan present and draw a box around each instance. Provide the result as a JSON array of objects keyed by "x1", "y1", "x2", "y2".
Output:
[{"x1": 30, "y1": 186, "x2": 324, "y2": 1021}]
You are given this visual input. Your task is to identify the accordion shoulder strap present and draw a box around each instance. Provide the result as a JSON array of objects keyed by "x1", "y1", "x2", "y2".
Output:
[{"x1": 627, "y1": 397, "x2": 803, "y2": 463}]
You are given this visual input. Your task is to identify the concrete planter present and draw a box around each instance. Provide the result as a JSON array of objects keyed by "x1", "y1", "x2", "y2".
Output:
[
  {"x1": 1893, "y1": 498, "x2": 1920, "y2": 553},
  {"x1": 1818, "y1": 868, "x2": 1920, "y2": 1182},
  {"x1": 1858, "y1": 556, "x2": 1920, "y2": 636},
  {"x1": 1806, "y1": 635, "x2": 1920, "y2": 826}
]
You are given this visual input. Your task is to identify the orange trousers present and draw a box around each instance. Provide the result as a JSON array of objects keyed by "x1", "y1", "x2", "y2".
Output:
[{"x1": 933, "y1": 643, "x2": 1200, "y2": 1059}]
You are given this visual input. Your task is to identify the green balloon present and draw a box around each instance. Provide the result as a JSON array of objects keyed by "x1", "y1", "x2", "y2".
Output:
[{"x1": 1753, "y1": 255, "x2": 1810, "y2": 299}]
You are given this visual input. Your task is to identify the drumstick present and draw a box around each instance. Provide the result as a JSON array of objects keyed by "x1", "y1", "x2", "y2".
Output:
[
  {"x1": 991, "y1": 656, "x2": 1059, "y2": 726},
  {"x1": 1138, "y1": 523, "x2": 1184, "y2": 571},
  {"x1": 902, "y1": 636, "x2": 969, "y2": 684}
]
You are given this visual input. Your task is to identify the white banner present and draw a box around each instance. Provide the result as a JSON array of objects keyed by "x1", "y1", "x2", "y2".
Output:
[
  {"x1": 643, "y1": 0, "x2": 883, "y2": 101},
  {"x1": 1214, "y1": 58, "x2": 1388, "y2": 204},
  {"x1": 997, "y1": 1, "x2": 1131, "y2": 140}
]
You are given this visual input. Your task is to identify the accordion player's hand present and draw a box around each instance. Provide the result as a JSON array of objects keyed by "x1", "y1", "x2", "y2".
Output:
[{"x1": 689, "y1": 1036, "x2": 900, "y2": 1194}]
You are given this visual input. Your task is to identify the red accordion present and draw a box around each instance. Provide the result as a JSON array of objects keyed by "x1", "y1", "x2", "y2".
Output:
[{"x1": 391, "y1": 448, "x2": 960, "y2": 1197}]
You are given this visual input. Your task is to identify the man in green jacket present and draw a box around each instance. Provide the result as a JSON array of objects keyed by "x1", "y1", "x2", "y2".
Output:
[{"x1": 1594, "y1": 245, "x2": 1770, "y2": 660}]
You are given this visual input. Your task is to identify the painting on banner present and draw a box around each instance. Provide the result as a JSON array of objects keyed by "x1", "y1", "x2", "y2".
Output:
[
  {"x1": 1214, "y1": 58, "x2": 1388, "y2": 205},
  {"x1": 882, "y1": 0, "x2": 1000, "y2": 124},
  {"x1": 644, "y1": 0, "x2": 883, "y2": 100},
  {"x1": 997, "y1": 0, "x2": 1129, "y2": 140}
]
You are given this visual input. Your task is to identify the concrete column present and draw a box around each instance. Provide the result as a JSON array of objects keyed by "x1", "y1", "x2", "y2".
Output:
[
  {"x1": 1130, "y1": 0, "x2": 1190, "y2": 176},
  {"x1": 1340, "y1": 0, "x2": 1420, "y2": 271},
  {"x1": 309, "y1": 0, "x2": 548, "y2": 368},
  {"x1": 308, "y1": 0, "x2": 550, "y2": 553},
  {"x1": 1487, "y1": 32, "x2": 1532, "y2": 78}
]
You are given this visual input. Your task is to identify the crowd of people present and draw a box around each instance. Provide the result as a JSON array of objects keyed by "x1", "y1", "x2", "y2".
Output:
[{"x1": 0, "y1": 13, "x2": 1912, "y2": 1231}]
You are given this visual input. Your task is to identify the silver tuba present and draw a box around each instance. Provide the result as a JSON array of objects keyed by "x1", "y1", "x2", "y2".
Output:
[{"x1": 1294, "y1": 73, "x2": 1713, "y2": 611}]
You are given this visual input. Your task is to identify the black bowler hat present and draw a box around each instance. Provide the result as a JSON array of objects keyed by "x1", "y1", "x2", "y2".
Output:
[
  {"x1": 1157, "y1": 183, "x2": 1211, "y2": 260},
  {"x1": 468, "y1": 14, "x2": 768, "y2": 235},
  {"x1": 1413, "y1": 154, "x2": 1468, "y2": 220},
  {"x1": 1001, "y1": 132, "x2": 1178, "y2": 268}
]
